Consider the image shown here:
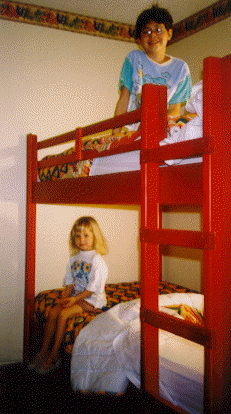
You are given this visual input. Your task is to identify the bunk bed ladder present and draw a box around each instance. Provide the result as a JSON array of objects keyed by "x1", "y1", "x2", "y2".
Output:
[{"x1": 140, "y1": 55, "x2": 231, "y2": 414}]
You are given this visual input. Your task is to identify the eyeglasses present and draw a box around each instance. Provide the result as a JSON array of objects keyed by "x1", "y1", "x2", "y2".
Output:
[{"x1": 141, "y1": 26, "x2": 164, "y2": 37}]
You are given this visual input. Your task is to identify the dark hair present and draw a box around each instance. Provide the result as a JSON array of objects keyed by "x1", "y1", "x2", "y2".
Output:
[{"x1": 135, "y1": 4, "x2": 173, "y2": 39}]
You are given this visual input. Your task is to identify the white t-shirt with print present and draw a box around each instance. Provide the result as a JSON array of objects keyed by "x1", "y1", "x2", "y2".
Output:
[{"x1": 64, "y1": 250, "x2": 108, "y2": 309}]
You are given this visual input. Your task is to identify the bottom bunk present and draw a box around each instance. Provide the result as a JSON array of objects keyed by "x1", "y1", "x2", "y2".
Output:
[
  {"x1": 31, "y1": 280, "x2": 196, "y2": 357},
  {"x1": 30, "y1": 280, "x2": 203, "y2": 414},
  {"x1": 71, "y1": 293, "x2": 204, "y2": 414}
]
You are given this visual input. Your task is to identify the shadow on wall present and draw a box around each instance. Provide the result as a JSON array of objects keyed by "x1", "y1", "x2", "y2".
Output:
[{"x1": 0, "y1": 136, "x2": 27, "y2": 363}]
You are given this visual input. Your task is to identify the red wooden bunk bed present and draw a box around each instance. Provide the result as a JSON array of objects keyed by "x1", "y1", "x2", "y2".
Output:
[{"x1": 25, "y1": 55, "x2": 231, "y2": 413}]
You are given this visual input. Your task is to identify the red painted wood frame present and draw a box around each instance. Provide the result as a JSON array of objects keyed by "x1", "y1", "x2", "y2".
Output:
[
  {"x1": 24, "y1": 55, "x2": 231, "y2": 413},
  {"x1": 202, "y1": 55, "x2": 231, "y2": 413},
  {"x1": 140, "y1": 55, "x2": 231, "y2": 414}
]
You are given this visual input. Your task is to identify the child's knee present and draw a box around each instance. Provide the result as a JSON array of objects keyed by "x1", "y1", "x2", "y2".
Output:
[
  {"x1": 58, "y1": 307, "x2": 71, "y2": 322},
  {"x1": 48, "y1": 304, "x2": 61, "y2": 320}
]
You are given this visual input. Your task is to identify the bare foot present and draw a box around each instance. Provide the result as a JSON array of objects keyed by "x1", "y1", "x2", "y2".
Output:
[
  {"x1": 35, "y1": 355, "x2": 61, "y2": 374},
  {"x1": 27, "y1": 351, "x2": 49, "y2": 370}
]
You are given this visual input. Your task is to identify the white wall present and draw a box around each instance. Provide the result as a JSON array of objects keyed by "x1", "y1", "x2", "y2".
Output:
[
  {"x1": 36, "y1": 205, "x2": 140, "y2": 293},
  {"x1": 0, "y1": 19, "x2": 135, "y2": 363},
  {"x1": 168, "y1": 17, "x2": 231, "y2": 84},
  {"x1": 1, "y1": 15, "x2": 230, "y2": 363}
]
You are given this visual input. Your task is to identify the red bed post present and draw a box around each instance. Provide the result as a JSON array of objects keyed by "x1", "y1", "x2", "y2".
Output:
[
  {"x1": 140, "y1": 84, "x2": 167, "y2": 395},
  {"x1": 140, "y1": 56, "x2": 231, "y2": 413},
  {"x1": 203, "y1": 55, "x2": 231, "y2": 413},
  {"x1": 75, "y1": 127, "x2": 82, "y2": 160},
  {"x1": 23, "y1": 134, "x2": 37, "y2": 363}
]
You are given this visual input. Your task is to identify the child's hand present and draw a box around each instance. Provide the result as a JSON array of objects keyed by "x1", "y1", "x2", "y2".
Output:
[
  {"x1": 61, "y1": 297, "x2": 77, "y2": 307},
  {"x1": 112, "y1": 127, "x2": 122, "y2": 135}
]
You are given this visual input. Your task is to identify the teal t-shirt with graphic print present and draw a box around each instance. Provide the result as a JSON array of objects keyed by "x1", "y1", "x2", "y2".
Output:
[{"x1": 119, "y1": 50, "x2": 192, "y2": 113}]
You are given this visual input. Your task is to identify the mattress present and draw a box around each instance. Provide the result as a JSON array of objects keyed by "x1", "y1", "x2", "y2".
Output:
[
  {"x1": 89, "y1": 113, "x2": 203, "y2": 175},
  {"x1": 89, "y1": 148, "x2": 202, "y2": 176},
  {"x1": 90, "y1": 82, "x2": 203, "y2": 174},
  {"x1": 38, "y1": 82, "x2": 203, "y2": 180},
  {"x1": 71, "y1": 293, "x2": 204, "y2": 414},
  {"x1": 33, "y1": 281, "x2": 140, "y2": 355},
  {"x1": 34, "y1": 281, "x2": 195, "y2": 356}
]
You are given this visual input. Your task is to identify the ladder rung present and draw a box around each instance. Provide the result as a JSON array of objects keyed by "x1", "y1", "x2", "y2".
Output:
[
  {"x1": 140, "y1": 228, "x2": 215, "y2": 249},
  {"x1": 140, "y1": 136, "x2": 214, "y2": 164},
  {"x1": 141, "y1": 308, "x2": 213, "y2": 348}
]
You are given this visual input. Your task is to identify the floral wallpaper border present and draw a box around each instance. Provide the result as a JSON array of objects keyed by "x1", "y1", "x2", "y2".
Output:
[
  {"x1": 171, "y1": 0, "x2": 231, "y2": 44},
  {"x1": 0, "y1": 0, "x2": 136, "y2": 42},
  {"x1": 0, "y1": 0, "x2": 230, "y2": 44}
]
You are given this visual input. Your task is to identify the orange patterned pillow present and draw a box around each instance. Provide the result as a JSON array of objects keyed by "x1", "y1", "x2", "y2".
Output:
[
  {"x1": 167, "y1": 113, "x2": 198, "y2": 134},
  {"x1": 162, "y1": 304, "x2": 204, "y2": 325}
]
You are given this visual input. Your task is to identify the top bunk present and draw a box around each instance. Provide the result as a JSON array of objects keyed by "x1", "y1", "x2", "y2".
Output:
[{"x1": 27, "y1": 54, "x2": 231, "y2": 207}]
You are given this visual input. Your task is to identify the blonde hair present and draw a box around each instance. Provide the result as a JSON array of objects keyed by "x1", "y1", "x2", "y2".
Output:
[{"x1": 69, "y1": 216, "x2": 108, "y2": 256}]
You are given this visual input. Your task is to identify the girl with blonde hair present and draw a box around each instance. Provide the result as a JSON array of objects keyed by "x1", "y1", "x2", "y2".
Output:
[{"x1": 29, "y1": 216, "x2": 108, "y2": 374}]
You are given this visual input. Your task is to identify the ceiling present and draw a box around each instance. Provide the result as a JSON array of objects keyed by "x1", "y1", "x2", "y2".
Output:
[{"x1": 23, "y1": 0, "x2": 216, "y2": 25}]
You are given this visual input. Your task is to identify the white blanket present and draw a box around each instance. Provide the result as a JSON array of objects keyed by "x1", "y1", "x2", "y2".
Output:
[
  {"x1": 160, "y1": 81, "x2": 203, "y2": 165},
  {"x1": 89, "y1": 82, "x2": 203, "y2": 175},
  {"x1": 71, "y1": 293, "x2": 204, "y2": 414}
]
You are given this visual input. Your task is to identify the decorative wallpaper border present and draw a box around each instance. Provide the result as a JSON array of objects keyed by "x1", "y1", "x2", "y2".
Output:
[
  {"x1": 170, "y1": 0, "x2": 231, "y2": 44},
  {"x1": 0, "y1": 0, "x2": 230, "y2": 44},
  {"x1": 0, "y1": 0, "x2": 136, "y2": 42}
]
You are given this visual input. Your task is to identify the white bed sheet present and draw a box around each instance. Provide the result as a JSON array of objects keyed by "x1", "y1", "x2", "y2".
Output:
[
  {"x1": 89, "y1": 149, "x2": 202, "y2": 176},
  {"x1": 71, "y1": 293, "x2": 204, "y2": 414},
  {"x1": 89, "y1": 82, "x2": 203, "y2": 175}
]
